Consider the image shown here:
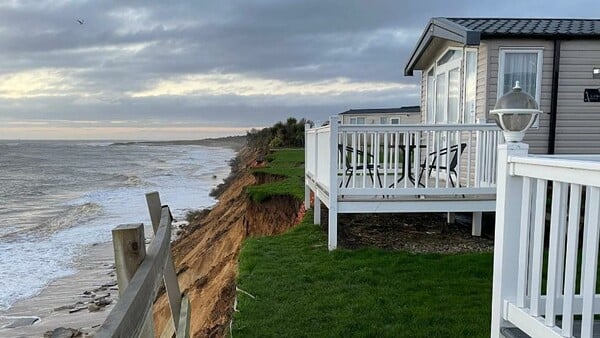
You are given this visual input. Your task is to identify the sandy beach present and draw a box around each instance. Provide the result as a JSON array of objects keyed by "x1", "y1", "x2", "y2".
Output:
[{"x1": 0, "y1": 242, "x2": 118, "y2": 337}]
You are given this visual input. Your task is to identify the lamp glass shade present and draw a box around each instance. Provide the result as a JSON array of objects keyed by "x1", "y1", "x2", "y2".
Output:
[{"x1": 490, "y1": 82, "x2": 543, "y2": 141}]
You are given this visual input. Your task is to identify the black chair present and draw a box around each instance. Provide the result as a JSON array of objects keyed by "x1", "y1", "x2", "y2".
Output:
[
  {"x1": 338, "y1": 145, "x2": 383, "y2": 188},
  {"x1": 417, "y1": 143, "x2": 467, "y2": 187}
]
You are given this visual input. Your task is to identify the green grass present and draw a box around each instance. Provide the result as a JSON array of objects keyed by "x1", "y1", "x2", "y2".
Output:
[
  {"x1": 246, "y1": 148, "x2": 305, "y2": 202},
  {"x1": 234, "y1": 211, "x2": 494, "y2": 337}
]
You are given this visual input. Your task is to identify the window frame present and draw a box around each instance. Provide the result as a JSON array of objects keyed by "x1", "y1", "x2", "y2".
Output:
[
  {"x1": 462, "y1": 48, "x2": 478, "y2": 124},
  {"x1": 424, "y1": 46, "x2": 478, "y2": 125},
  {"x1": 497, "y1": 47, "x2": 543, "y2": 128},
  {"x1": 497, "y1": 47, "x2": 543, "y2": 104}
]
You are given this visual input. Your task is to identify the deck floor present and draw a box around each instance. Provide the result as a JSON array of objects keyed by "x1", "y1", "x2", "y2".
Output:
[{"x1": 502, "y1": 321, "x2": 600, "y2": 338}]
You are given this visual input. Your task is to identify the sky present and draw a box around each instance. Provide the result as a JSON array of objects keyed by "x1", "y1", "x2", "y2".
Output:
[{"x1": 0, "y1": 0, "x2": 596, "y2": 140}]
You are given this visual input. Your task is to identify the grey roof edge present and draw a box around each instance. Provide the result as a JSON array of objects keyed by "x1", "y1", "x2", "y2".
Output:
[
  {"x1": 404, "y1": 18, "x2": 480, "y2": 77},
  {"x1": 339, "y1": 106, "x2": 421, "y2": 115}
]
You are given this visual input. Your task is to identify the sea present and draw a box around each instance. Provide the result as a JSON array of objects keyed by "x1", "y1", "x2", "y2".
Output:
[{"x1": 0, "y1": 140, "x2": 235, "y2": 310}]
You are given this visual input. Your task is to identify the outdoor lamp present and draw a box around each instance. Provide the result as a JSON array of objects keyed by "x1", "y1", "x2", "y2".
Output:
[{"x1": 490, "y1": 81, "x2": 543, "y2": 142}]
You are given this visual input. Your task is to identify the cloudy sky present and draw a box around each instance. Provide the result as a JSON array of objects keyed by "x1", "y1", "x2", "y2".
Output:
[{"x1": 0, "y1": 0, "x2": 594, "y2": 139}]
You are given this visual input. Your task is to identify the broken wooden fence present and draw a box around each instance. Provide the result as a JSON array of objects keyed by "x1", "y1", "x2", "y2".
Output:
[{"x1": 95, "y1": 192, "x2": 190, "y2": 338}]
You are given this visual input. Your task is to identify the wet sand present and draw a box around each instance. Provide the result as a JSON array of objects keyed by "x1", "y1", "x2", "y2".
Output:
[{"x1": 0, "y1": 242, "x2": 118, "y2": 337}]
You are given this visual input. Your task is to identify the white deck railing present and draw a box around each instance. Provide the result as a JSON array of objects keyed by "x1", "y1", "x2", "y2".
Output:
[
  {"x1": 306, "y1": 116, "x2": 502, "y2": 197},
  {"x1": 492, "y1": 144, "x2": 600, "y2": 338},
  {"x1": 305, "y1": 116, "x2": 502, "y2": 250}
]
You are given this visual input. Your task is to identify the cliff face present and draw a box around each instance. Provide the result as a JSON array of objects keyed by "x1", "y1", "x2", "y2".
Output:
[{"x1": 153, "y1": 146, "x2": 304, "y2": 337}]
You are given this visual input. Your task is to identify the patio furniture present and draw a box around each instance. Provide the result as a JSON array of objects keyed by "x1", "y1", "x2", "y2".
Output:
[
  {"x1": 417, "y1": 143, "x2": 467, "y2": 187},
  {"x1": 387, "y1": 144, "x2": 427, "y2": 187},
  {"x1": 338, "y1": 145, "x2": 383, "y2": 188}
]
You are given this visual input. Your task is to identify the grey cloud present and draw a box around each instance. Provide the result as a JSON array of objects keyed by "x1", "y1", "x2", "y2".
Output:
[{"x1": 0, "y1": 0, "x2": 597, "y2": 136}]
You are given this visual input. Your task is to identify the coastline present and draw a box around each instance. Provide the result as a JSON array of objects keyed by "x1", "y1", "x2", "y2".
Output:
[
  {"x1": 0, "y1": 242, "x2": 117, "y2": 337},
  {"x1": 0, "y1": 139, "x2": 245, "y2": 337}
]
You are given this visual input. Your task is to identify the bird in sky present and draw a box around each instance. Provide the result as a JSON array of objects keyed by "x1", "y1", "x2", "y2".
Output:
[{"x1": 76, "y1": 19, "x2": 84, "y2": 25}]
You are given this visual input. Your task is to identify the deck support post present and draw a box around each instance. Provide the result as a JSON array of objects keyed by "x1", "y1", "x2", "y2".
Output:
[
  {"x1": 314, "y1": 197, "x2": 321, "y2": 225},
  {"x1": 304, "y1": 122, "x2": 312, "y2": 211},
  {"x1": 328, "y1": 116, "x2": 339, "y2": 251},
  {"x1": 491, "y1": 142, "x2": 529, "y2": 338},
  {"x1": 446, "y1": 212, "x2": 455, "y2": 224},
  {"x1": 472, "y1": 212, "x2": 482, "y2": 236},
  {"x1": 305, "y1": 184, "x2": 311, "y2": 209}
]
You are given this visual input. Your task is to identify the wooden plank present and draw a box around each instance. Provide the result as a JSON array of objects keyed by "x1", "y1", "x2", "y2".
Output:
[
  {"x1": 146, "y1": 193, "x2": 181, "y2": 332},
  {"x1": 145, "y1": 192, "x2": 162, "y2": 232},
  {"x1": 176, "y1": 296, "x2": 191, "y2": 338},
  {"x1": 96, "y1": 206, "x2": 172, "y2": 338}
]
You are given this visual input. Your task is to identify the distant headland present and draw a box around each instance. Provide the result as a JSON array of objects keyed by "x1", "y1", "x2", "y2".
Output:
[{"x1": 110, "y1": 135, "x2": 246, "y2": 150}]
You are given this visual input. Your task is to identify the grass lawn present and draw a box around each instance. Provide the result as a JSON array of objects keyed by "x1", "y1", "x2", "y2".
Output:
[
  {"x1": 233, "y1": 212, "x2": 494, "y2": 337},
  {"x1": 235, "y1": 147, "x2": 493, "y2": 337},
  {"x1": 245, "y1": 148, "x2": 305, "y2": 202}
]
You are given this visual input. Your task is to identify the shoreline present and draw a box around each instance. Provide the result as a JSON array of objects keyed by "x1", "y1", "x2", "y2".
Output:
[
  {"x1": 0, "y1": 143, "x2": 240, "y2": 337},
  {"x1": 0, "y1": 242, "x2": 117, "y2": 337}
]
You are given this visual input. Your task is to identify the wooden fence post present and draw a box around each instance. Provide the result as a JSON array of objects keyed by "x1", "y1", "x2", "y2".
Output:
[
  {"x1": 146, "y1": 192, "x2": 182, "y2": 336},
  {"x1": 112, "y1": 223, "x2": 154, "y2": 337}
]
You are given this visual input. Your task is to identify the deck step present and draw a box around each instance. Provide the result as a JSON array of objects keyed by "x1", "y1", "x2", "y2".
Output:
[{"x1": 501, "y1": 321, "x2": 600, "y2": 338}]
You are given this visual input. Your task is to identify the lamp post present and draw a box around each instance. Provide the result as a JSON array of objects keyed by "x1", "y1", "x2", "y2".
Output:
[
  {"x1": 490, "y1": 81, "x2": 543, "y2": 337},
  {"x1": 490, "y1": 81, "x2": 543, "y2": 142}
]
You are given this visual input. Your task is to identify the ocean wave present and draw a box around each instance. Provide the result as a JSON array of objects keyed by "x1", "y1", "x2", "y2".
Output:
[
  {"x1": 110, "y1": 174, "x2": 149, "y2": 187},
  {"x1": 34, "y1": 202, "x2": 103, "y2": 237}
]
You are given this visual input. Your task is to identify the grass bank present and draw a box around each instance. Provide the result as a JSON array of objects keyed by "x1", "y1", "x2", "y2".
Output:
[{"x1": 233, "y1": 148, "x2": 494, "y2": 337}]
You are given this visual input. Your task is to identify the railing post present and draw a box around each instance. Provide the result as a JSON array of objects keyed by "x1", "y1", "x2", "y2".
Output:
[
  {"x1": 305, "y1": 123, "x2": 311, "y2": 210},
  {"x1": 145, "y1": 192, "x2": 181, "y2": 336},
  {"x1": 328, "y1": 116, "x2": 339, "y2": 250},
  {"x1": 491, "y1": 142, "x2": 529, "y2": 338},
  {"x1": 112, "y1": 223, "x2": 154, "y2": 337}
]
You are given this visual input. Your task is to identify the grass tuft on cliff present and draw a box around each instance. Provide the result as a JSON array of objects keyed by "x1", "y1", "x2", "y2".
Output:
[
  {"x1": 246, "y1": 148, "x2": 305, "y2": 202},
  {"x1": 234, "y1": 210, "x2": 493, "y2": 337}
]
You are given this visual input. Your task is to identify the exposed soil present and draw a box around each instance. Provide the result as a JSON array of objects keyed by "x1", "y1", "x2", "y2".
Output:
[
  {"x1": 152, "y1": 146, "x2": 304, "y2": 338},
  {"x1": 332, "y1": 211, "x2": 494, "y2": 254}
]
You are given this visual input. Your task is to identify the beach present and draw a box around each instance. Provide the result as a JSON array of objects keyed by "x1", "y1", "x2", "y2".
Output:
[
  {"x1": 0, "y1": 140, "x2": 240, "y2": 336},
  {"x1": 0, "y1": 243, "x2": 117, "y2": 337}
]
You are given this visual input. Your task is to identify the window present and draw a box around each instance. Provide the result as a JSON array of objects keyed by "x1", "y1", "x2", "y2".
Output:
[
  {"x1": 463, "y1": 51, "x2": 477, "y2": 123},
  {"x1": 380, "y1": 117, "x2": 388, "y2": 124},
  {"x1": 426, "y1": 68, "x2": 435, "y2": 123},
  {"x1": 498, "y1": 48, "x2": 543, "y2": 127},
  {"x1": 349, "y1": 117, "x2": 365, "y2": 124},
  {"x1": 390, "y1": 118, "x2": 400, "y2": 125},
  {"x1": 498, "y1": 49, "x2": 542, "y2": 102},
  {"x1": 425, "y1": 47, "x2": 478, "y2": 125}
]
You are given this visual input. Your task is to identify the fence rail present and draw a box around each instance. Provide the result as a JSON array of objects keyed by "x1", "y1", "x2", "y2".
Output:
[
  {"x1": 492, "y1": 144, "x2": 600, "y2": 338},
  {"x1": 306, "y1": 117, "x2": 502, "y2": 196},
  {"x1": 95, "y1": 192, "x2": 190, "y2": 338}
]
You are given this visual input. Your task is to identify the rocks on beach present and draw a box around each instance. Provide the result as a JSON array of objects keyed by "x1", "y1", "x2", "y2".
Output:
[{"x1": 44, "y1": 327, "x2": 82, "y2": 338}]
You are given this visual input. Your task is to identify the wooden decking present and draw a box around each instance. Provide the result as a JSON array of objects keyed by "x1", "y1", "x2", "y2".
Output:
[{"x1": 502, "y1": 322, "x2": 600, "y2": 338}]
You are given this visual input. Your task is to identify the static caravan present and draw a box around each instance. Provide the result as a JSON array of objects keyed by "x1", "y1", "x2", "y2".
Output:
[
  {"x1": 339, "y1": 106, "x2": 420, "y2": 125},
  {"x1": 405, "y1": 18, "x2": 600, "y2": 154}
]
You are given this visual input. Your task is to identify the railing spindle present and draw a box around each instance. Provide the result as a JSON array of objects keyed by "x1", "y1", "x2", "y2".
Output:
[
  {"x1": 562, "y1": 183, "x2": 582, "y2": 337},
  {"x1": 516, "y1": 177, "x2": 533, "y2": 308},
  {"x1": 529, "y1": 179, "x2": 547, "y2": 317},
  {"x1": 545, "y1": 182, "x2": 566, "y2": 326},
  {"x1": 581, "y1": 187, "x2": 600, "y2": 338}
]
